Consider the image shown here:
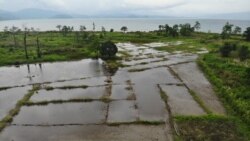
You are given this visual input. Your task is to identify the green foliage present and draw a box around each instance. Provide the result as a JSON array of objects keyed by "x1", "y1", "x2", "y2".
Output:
[
  {"x1": 219, "y1": 42, "x2": 237, "y2": 57},
  {"x1": 198, "y1": 54, "x2": 250, "y2": 127},
  {"x1": 120, "y1": 26, "x2": 128, "y2": 33},
  {"x1": 243, "y1": 27, "x2": 250, "y2": 41},
  {"x1": 238, "y1": 46, "x2": 249, "y2": 61},
  {"x1": 175, "y1": 115, "x2": 249, "y2": 141},
  {"x1": 179, "y1": 23, "x2": 194, "y2": 36},
  {"x1": 221, "y1": 22, "x2": 234, "y2": 39}
]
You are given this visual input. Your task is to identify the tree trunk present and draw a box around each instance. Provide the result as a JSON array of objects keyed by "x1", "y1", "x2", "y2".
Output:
[
  {"x1": 36, "y1": 37, "x2": 41, "y2": 58},
  {"x1": 24, "y1": 32, "x2": 29, "y2": 59}
]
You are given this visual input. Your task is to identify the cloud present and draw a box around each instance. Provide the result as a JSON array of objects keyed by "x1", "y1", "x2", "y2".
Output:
[{"x1": 0, "y1": 0, "x2": 249, "y2": 16}]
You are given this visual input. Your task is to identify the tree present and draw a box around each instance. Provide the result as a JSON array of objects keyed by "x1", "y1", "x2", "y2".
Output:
[
  {"x1": 80, "y1": 25, "x2": 86, "y2": 32},
  {"x1": 24, "y1": 31, "x2": 29, "y2": 59},
  {"x1": 243, "y1": 27, "x2": 250, "y2": 41},
  {"x1": 100, "y1": 41, "x2": 118, "y2": 58},
  {"x1": 164, "y1": 24, "x2": 171, "y2": 36},
  {"x1": 233, "y1": 26, "x2": 242, "y2": 34},
  {"x1": 158, "y1": 25, "x2": 164, "y2": 33},
  {"x1": 56, "y1": 25, "x2": 62, "y2": 31},
  {"x1": 61, "y1": 26, "x2": 70, "y2": 36},
  {"x1": 102, "y1": 26, "x2": 106, "y2": 34},
  {"x1": 36, "y1": 37, "x2": 42, "y2": 58},
  {"x1": 170, "y1": 24, "x2": 179, "y2": 37},
  {"x1": 121, "y1": 26, "x2": 128, "y2": 33},
  {"x1": 9, "y1": 26, "x2": 19, "y2": 48},
  {"x1": 193, "y1": 21, "x2": 201, "y2": 31},
  {"x1": 179, "y1": 23, "x2": 194, "y2": 36},
  {"x1": 238, "y1": 46, "x2": 249, "y2": 61},
  {"x1": 93, "y1": 22, "x2": 96, "y2": 31},
  {"x1": 110, "y1": 29, "x2": 114, "y2": 32},
  {"x1": 221, "y1": 22, "x2": 234, "y2": 39}
]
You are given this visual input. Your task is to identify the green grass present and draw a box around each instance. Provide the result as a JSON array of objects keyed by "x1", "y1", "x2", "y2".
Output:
[
  {"x1": 197, "y1": 53, "x2": 250, "y2": 140},
  {"x1": 188, "y1": 89, "x2": 212, "y2": 114},
  {"x1": 174, "y1": 115, "x2": 249, "y2": 141}
]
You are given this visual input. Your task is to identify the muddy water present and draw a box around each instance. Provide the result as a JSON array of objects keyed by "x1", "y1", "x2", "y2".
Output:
[
  {"x1": 0, "y1": 86, "x2": 31, "y2": 120},
  {"x1": 30, "y1": 87, "x2": 107, "y2": 102},
  {"x1": 0, "y1": 59, "x2": 104, "y2": 87},
  {"x1": 13, "y1": 102, "x2": 107, "y2": 125},
  {"x1": 0, "y1": 125, "x2": 167, "y2": 141},
  {"x1": 160, "y1": 85, "x2": 206, "y2": 115}
]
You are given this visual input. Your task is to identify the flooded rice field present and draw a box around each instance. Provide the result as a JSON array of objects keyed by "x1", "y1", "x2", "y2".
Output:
[{"x1": 0, "y1": 42, "x2": 225, "y2": 141}]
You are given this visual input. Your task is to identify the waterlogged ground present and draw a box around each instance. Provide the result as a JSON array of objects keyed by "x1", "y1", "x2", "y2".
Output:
[{"x1": 0, "y1": 42, "x2": 225, "y2": 141}]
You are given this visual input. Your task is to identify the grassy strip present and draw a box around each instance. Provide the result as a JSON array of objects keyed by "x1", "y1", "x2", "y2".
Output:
[
  {"x1": 44, "y1": 85, "x2": 89, "y2": 91},
  {"x1": 108, "y1": 120, "x2": 165, "y2": 126},
  {"x1": 0, "y1": 85, "x2": 40, "y2": 132},
  {"x1": 0, "y1": 87, "x2": 13, "y2": 91},
  {"x1": 197, "y1": 54, "x2": 250, "y2": 139},
  {"x1": 128, "y1": 68, "x2": 151, "y2": 72},
  {"x1": 25, "y1": 99, "x2": 94, "y2": 106},
  {"x1": 188, "y1": 90, "x2": 212, "y2": 114},
  {"x1": 174, "y1": 115, "x2": 249, "y2": 141}
]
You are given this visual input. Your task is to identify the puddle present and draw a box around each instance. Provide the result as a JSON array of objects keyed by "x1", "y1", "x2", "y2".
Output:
[
  {"x1": 110, "y1": 85, "x2": 131, "y2": 100},
  {"x1": 0, "y1": 59, "x2": 104, "y2": 87},
  {"x1": 13, "y1": 102, "x2": 107, "y2": 125},
  {"x1": 160, "y1": 85, "x2": 206, "y2": 115},
  {"x1": 30, "y1": 87, "x2": 107, "y2": 102},
  {"x1": 0, "y1": 125, "x2": 167, "y2": 141},
  {"x1": 171, "y1": 62, "x2": 225, "y2": 115},
  {"x1": 111, "y1": 71, "x2": 130, "y2": 84},
  {"x1": 108, "y1": 100, "x2": 138, "y2": 123},
  {"x1": 47, "y1": 76, "x2": 107, "y2": 87},
  {"x1": 128, "y1": 68, "x2": 179, "y2": 121},
  {"x1": 0, "y1": 86, "x2": 31, "y2": 120}
]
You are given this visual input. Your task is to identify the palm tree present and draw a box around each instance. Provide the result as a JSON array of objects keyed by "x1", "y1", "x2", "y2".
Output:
[
  {"x1": 80, "y1": 25, "x2": 86, "y2": 32},
  {"x1": 193, "y1": 21, "x2": 201, "y2": 31},
  {"x1": 56, "y1": 25, "x2": 62, "y2": 31},
  {"x1": 121, "y1": 26, "x2": 128, "y2": 33}
]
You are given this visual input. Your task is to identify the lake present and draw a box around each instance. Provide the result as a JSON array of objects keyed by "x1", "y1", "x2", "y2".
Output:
[{"x1": 0, "y1": 18, "x2": 250, "y2": 33}]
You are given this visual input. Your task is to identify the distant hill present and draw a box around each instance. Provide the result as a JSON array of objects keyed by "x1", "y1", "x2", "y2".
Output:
[
  {"x1": 51, "y1": 14, "x2": 73, "y2": 19},
  {"x1": 12, "y1": 8, "x2": 63, "y2": 19},
  {"x1": 0, "y1": 10, "x2": 17, "y2": 20},
  {"x1": 202, "y1": 12, "x2": 250, "y2": 20}
]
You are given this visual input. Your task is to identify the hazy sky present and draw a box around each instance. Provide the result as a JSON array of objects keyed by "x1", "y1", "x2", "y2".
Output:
[{"x1": 0, "y1": 0, "x2": 249, "y2": 16}]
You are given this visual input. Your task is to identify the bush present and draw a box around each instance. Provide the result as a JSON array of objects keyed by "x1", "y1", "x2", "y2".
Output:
[
  {"x1": 219, "y1": 42, "x2": 237, "y2": 57},
  {"x1": 100, "y1": 41, "x2": 118, "y2": 58},
  {"x1": 243, "y1": 27, "x2": 250, "y2": 41},
  {"x1": 238, "y1": 46, "x2": 249, "y2": 61}
]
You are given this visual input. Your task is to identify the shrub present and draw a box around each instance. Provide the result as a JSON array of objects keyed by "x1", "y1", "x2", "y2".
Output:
[
  {"x1": 219, "y1": 42, "x2": 237, "y2": 57},
  {"x1": 238, "y1": 46, "x2": 249, "y2": 61},
  {"x1": 100, "y1": 41, "x2": 118, "y2": 58}
]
